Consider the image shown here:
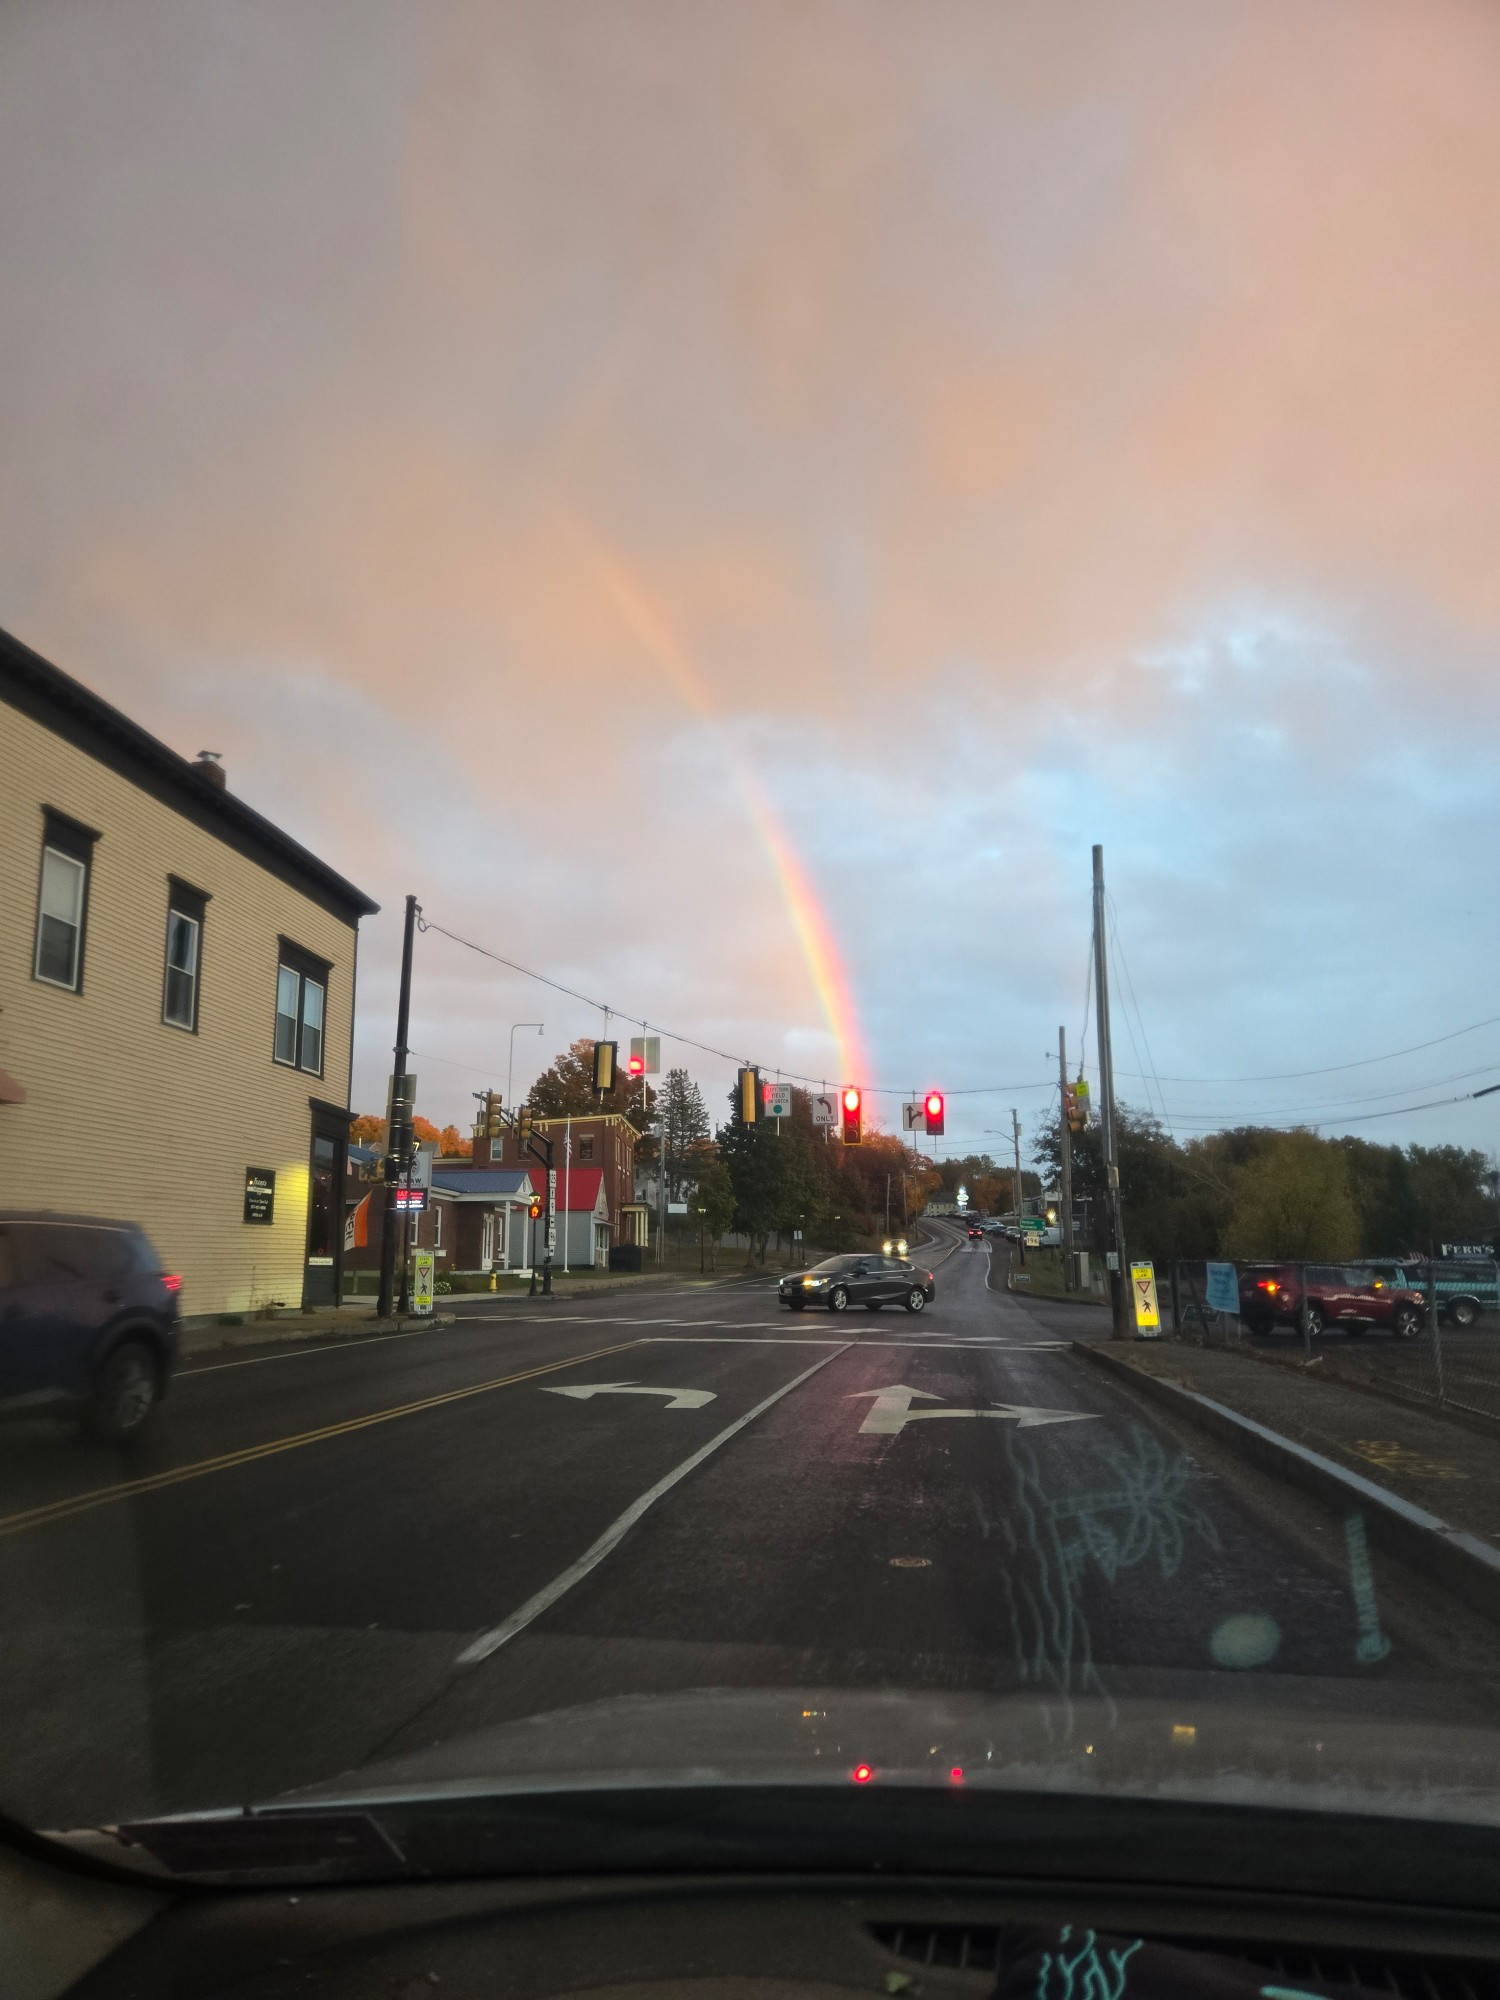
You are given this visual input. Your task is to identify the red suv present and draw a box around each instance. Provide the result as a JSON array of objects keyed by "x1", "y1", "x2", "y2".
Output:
[{"x1": 1238, "y1": 1262, "x2": 1425, "y2": 1340}]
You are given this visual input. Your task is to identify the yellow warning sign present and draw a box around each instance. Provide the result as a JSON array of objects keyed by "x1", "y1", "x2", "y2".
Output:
[{"x1": 1130, "y1": 1260, "x2": 1160, "y2": 1337}]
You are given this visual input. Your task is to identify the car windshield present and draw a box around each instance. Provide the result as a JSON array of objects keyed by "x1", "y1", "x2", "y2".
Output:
[{"x1": 7, "y1": 0, "x2": 1500, "y2": 1900}]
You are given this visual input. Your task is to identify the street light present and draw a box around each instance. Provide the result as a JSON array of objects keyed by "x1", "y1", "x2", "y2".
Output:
[{"x1": 507, "y1": 1022, "x2": 545, "y2": 1118}]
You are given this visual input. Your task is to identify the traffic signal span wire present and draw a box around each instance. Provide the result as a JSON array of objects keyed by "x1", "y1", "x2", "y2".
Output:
[{"x1": 416, "y1": 912, "x2": 1050, "y2": 1097}]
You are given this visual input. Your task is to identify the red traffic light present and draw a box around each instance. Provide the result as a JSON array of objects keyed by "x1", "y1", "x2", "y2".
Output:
[
  {"x1": 841, "y1": 1086, "x2": 862, "y2": 1145},
  {"x1": 923, "y1": 1090, "x2": 945, "y2": 1137},
  {"x1": 843, "y1": 1087, "x2": 861, "y2": 1113},
  {"x1": 628, "y1": 1054, "x2": 645, "y2": 1076}
]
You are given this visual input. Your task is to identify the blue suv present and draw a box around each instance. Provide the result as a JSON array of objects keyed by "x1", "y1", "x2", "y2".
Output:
[{"x1": 0, "y1": 1213, "x2": 181, "y2": 1440}]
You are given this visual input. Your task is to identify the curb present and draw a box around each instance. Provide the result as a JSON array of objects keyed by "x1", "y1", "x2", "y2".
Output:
[
  {"x1": 181, "y1": 1311, "x2": 455, "y2": 1358},
  {"x1": 1073, "y1": 1339, "x2": 1500, "y2": 1628}
]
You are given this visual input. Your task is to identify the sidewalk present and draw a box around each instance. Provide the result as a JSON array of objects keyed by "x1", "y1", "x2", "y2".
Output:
[{"x1": 1076, "y1": 1334, "x2": 1500, "y2": 1618}]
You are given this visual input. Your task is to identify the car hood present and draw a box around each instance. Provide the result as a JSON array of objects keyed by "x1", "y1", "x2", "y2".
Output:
[{"x1": 270, "y1": 1683, "x2": 1500, "y2": 1826}]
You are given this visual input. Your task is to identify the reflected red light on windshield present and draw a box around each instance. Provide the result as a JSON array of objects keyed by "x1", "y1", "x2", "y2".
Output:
[
  {"x1": 851, "y1": 1763, "x2": 872, "y2": 1784},
  {"x1": 949, "y1": 1766, "x2": 964, "y2": 1783}
]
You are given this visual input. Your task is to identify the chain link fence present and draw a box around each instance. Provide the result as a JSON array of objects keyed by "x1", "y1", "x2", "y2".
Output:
[{"x1": 1165, "y1": 1255, "x2": 1500, "y2": 1424}]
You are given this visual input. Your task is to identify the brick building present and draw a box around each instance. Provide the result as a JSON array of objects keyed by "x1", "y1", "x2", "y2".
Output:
[{"x1": 480, "y1": 1113, "x2": 642, "y2": 1247}]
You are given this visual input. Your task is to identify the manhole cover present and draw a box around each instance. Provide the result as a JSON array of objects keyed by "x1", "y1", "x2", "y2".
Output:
[{"x1": 889, "y1": 1556, "x2": 932, "y2": 1568}]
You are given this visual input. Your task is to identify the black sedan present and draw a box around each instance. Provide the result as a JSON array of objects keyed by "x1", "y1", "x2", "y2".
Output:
[{"x1": 779, "y1": 1252, "x2": 936, "y2": 1314}]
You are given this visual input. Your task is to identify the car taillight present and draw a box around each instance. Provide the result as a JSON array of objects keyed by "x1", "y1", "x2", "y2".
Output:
[
  {"x1": 162, "y1": 1274, "x2": 182, "y2": 1293},
  {"x1": 1257, "y1": 1279, "x2": 1277, "y2": 1292}
]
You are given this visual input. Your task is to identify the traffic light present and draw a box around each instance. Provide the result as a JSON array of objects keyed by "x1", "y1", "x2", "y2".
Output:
[
  {"x1": 628, "y1": 1049, "x2": 646, "y2": 1078},
  {"x1": 528, "y1": 1197, "x2": 542, "y2": 1220},
  {"x1": 483, "y1": 1090, "x2": 503, "y2": 1139},
  {"x1": 518, "y1": 1106, "x2": 533, "y2": 1144},
  {"x1": 737, "y1": 1066, "x2": 760, "y2": 1123},
  {"x1": 923, "y1": 1090, "x2": 945, "y2": 1137},
  {"x1": 1064, "y1": 1081, "x2": 1089, "y2": 1132},
  {"x1": 592, "y1": 1040, "x2": 617, "y2": 1092},
  {"x1": 841, "y1": 1086, "x2": 862, "y2": 1145}
]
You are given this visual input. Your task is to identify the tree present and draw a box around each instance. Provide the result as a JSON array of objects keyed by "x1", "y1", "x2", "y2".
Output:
[
  {"x1": 528, "y1": 1037, "x2": 647, "y2": 1128},
  {"x1": 437, "y1": 1124, "x2": 473, "y2": 1158},
  {"x1": 350, "y1": 1113, "x2": 384, "y2": 1145},
  {"x1": 658, "y1": 1068, "x2": 710, "y2": 1195},
  {"x1": 718, "y1": 1116, "x2": 784, "y2": 1262},
  {"x1": 1222, "y1": 1132, "x2": 1359, "y2": 1261},
  {"x1": 693, "y1": 1157, "x2": 736, "y2": 1271}
]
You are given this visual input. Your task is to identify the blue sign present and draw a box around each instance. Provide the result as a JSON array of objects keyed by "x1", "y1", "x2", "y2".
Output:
[{"x1": 1205, "y1": 1261, "x2": 1240, "y2": 1315}]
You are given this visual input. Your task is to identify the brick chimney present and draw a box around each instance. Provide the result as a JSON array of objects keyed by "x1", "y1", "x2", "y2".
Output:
[{"x1": 194, "y1": 750, "x2": 226, "y2": 789}]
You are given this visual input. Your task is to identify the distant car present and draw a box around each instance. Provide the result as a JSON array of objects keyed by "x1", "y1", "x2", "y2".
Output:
[
  {"x1": 0, "y1": 1213, "x2": 181, "y2": 1439},
  {"x1": 967, "y1": 1226, "x2": 983, "y2": 1239},
  {"x1": 779, "y1": 1253, "x2": 936, "y2": 1314},
  {"x1": 1238, "y1": 1262, "x2": 1425, "y2": 1340}
]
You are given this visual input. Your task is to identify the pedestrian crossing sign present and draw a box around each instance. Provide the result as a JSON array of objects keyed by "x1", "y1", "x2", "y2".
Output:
[{"x1": 1130, "y1": 1260, "x2": 1160, "y2": 1337}]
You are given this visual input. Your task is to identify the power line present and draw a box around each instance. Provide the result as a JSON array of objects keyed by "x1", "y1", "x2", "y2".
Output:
[
  {"x1": 417, "y1": 914, "x2": 1050, "y2": 1097},
  {"x1": 1164, "y1": 1081, "x2": 1500, "y2": 1132},
  {"x1": 1110, "y1": 1011, "x2": 1500, "y2": 1084},
  {"x1": 1139, "y1": 1060, "x2": 1500, "y2": 1123}
]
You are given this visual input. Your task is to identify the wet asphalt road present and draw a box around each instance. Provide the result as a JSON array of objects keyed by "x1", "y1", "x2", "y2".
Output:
[{"x1": 4, "y1": 1222, "x2": 1499, "y2": 1828}]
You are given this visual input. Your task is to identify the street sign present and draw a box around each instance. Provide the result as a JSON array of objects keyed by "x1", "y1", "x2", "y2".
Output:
[
  {"x1": 765, "y1": 1083, "x2": 793, "y2": 1119},
  {"x1": 811, "y1": 1092, "x2": 837, "y2": 1127},
  {"x1": 546, "y1": 1167, "x2": 558, "y2": 1253},
  {"x1": 1130, "y1": 1260, "x2": 1160, "y2": 1337},
  {"x1": 667, "y1": 1200, "x2": 689, "y2": 1215},
  {"x1": 542, "y1": 1382, "x2": 716, "y2": 1409},
  {"x1": 1205, "y1": 1261, "x2": 1240, "y2": 1315},
  {"x1": 846, "y1": 1385, "x2": 1098, "y2": 1437},
  {"x1": 1024, "y1": 1232, "x2": 1042, "y2": 1248},
  {"x1": 412, "y1": 1251, "x2": 435, "y2": 1316},
  {"x1": 902, "y1": 1101, "x2": 924, "y2": 1132}
]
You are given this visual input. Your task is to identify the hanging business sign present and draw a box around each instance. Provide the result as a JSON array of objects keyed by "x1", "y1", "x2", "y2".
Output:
[{"x1": 244, "y1": 1167, "x2": 276, "y2": 1225}]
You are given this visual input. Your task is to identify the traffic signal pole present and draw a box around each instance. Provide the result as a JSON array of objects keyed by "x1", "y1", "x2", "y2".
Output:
[
  {"x1": 1092, "y1": 845, "x2": 1128, "y2": 1336},
  {"x1": 1059, "y1": 1025, "x2": 1075, "y2": 1291},
  {"x1": 377, "y1": 894, "x2": 418, "y2": 1321}
]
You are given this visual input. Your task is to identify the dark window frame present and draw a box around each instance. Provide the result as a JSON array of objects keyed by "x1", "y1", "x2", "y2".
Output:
[
  {"x1": 33, "y1": 808, "x2": 99, "y2": 995},
  {"x1": 273, "y1": 938, "x2": 332, "y2": 1078},
  {"x1": 163, "y1": 876, "x2": 210, "y2": 1034}
]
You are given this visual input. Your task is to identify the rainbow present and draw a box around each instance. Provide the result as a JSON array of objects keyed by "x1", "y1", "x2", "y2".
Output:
[{"x1": 563, "y1": 518, "x2": 866, "y2": 1089}]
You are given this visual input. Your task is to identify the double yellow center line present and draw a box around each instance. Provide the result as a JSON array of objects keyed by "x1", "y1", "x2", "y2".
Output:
[{"x1": 0, "y1": 1339, "x2": 641, "y2": 1542}]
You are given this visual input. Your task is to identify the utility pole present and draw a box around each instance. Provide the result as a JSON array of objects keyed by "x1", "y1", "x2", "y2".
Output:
[
  {"x1": 377, "y1": 894, "x2": 418, "y2": 1320},
  {"x1": 1092, "y1": 844, "x2": 1128, "y2": 1336},
  {"x1": 1012, "y1": 1109, "x2": 1026, "y2": 1265},
  {"x1": 1059, "y1": 1025, "x2": 1075, "y2": 1292}
]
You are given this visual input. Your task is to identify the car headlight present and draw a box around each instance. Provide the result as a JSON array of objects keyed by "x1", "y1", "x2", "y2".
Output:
[{"x1": 803, "y1": 1276, "x2": 824, "y2": 1287}]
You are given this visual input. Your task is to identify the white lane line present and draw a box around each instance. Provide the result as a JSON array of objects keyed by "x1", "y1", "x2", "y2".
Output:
[
  {"x1": 179, "y1": 1328, "x2": 430, "y2": 1376},
  {"x1": 636, "y1": 1336, "x2": 1072, "y2": 1352},
  {"x1": 454, "y1": 1341, "x2": 854, "y2": 1666}
]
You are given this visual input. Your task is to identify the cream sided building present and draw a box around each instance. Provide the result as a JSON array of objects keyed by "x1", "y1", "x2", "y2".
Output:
[{"x1": 0, "y1": 628, "x2": 378, "y2": 1315}]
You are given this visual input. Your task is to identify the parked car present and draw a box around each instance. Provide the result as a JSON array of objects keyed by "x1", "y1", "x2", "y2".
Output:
[
  {"x1": 1238, "y1": 1262, "x2": 1425, "y2": 1340},
  {"x1": 778, "y1": 1253, "x2": 936, "y2": 1313},
  {"x1": 0, "y1": 1213, "x2": 181, "y2": 1439}
]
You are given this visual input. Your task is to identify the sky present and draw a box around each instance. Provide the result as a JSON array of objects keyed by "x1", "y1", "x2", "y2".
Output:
[{"x1": 4, "y1": 0, "x2": 1500, "y2": 1166}]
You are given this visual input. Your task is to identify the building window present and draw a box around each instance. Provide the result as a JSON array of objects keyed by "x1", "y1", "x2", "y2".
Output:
[
  {"x1": 578, "y1": 1136, "x2": 595, "y2": 1162},
  {"x1": 162, "y1": 879, "x2": 208, "y2": 1032},
  {"x1": 433, "y1": 1205, "x2": 443, "y2": 1250},
  {"x1": 33, "y1": 810, "x2": 98, "y2": 993},
  {"x1": 273, "y1": 941, "x2": 330, "y2": 1076}
]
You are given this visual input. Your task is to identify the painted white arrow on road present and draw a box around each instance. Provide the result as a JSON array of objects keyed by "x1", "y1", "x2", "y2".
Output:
[
  {"x1": 543, "y1": 1381, "x2": 718, "y2": 1410},
  {"x1": 846, "y1": 1384, "x2": 1098, "y2": 1436}
]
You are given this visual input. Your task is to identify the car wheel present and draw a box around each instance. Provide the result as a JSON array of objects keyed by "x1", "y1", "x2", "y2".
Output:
[
  {"x1": 85, "y1": 1340, "x2": 160, "y2": 1442},
  {"x1": 1394, "y1": 1306, "x2": 1422, "y2": 1341},
  {"x1": 904, "y1": 1288, "x2": 926, "y2": 1313},
  {"x1": 1300, "y1": 1303, "x2": 1325, "y2": 1339},
  {"x1": 1451, "y1": 1299, "x2": 1479, "y2": 1329},
  {"x1": 828, "y1": 1286, "x2": 850, "y2": 1313}
]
